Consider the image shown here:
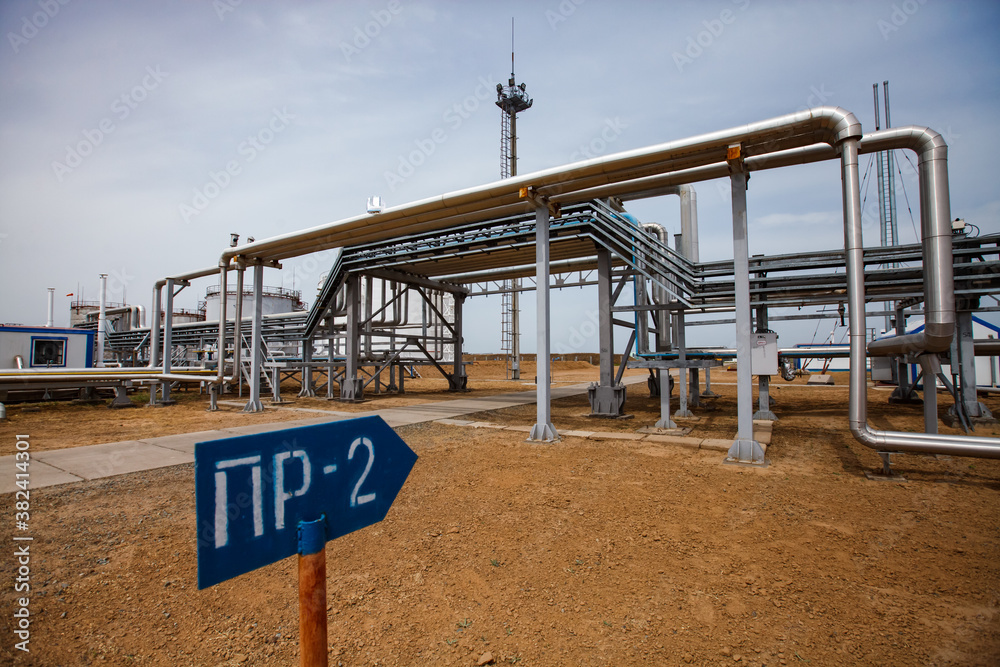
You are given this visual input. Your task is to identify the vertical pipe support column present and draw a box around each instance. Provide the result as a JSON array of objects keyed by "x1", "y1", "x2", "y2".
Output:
[
  {"x1": 588, "y1": 246, "x2": 626, "y2": 417},
  {"x1": 597, "y1": 247, "x2": 614, "y2": 387},
  {"x1": 340, "y1": 274, "x2": 363, "y2": 401},
  {"x1": 753, "y1": 304, "x2": 778, "y2": 421},
  {"x1": 450, "y1": 293, "x2": 467, "y2": 391},
  {"x1": 243, "y1": 262, "x2": 265, "y2": 412},
  {"x1": 233, "y1": 261, "x2": 245, "y2": 397},
  {"x1": 675, "y1": 312, "x2": 693, "y2": 417},
  {"x1": 892, "y1": 304, "x2": 912, "y2": 401},
  {"x1": 955, "y1": 309, "x2": 992, "y2": 421},
  {"x1": 299, "y1": 338, "x2": 316, "y2": 397},
  {"x1": 655, "y1": 369, "x2": 677, "y2": 429},
  {"x1": 918, "y1": 355, "x2": 939, "y2": 435},
  {"x1": 97, "y1": 274, "x2": 108, "y2": 368},
  {"x1": 216, "y1": 264, "x2": 229, "y2": 392},
  {"x1": 529, "y1": 204, "x2": 559, "y2": 442},
  {"x1": 161, "y1": 278, "x2": 176, "y2": 404},
  {"x1": 726, "y1": 146, "x2": 766, "y2": 465},
  {"x1": 511, "y1": 280, "x2": 521, "y2": 379},
  {"x1": 149, "y1": 283, "x2": 163, "y2": 404}
]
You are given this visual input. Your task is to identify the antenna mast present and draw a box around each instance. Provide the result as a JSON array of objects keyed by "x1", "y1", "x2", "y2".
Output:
[
  {"x1": 496, "y1": 18, "x2": 533, "y2": 179},
  {"x1": 497, "y1": 19, "x2": 533, "y2": 379}
]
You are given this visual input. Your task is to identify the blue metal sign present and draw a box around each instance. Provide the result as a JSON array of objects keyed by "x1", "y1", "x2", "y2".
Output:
[{"x1": 195, "y1": 416, "x2": 417, "y2": 589}]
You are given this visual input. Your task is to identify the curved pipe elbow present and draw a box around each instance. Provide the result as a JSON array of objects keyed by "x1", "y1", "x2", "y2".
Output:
[
  {"x1": 850, "y1": 419, "x2": 882, "y2": 449},
  {"x1": 867, "y1": 327, "x2": 954, "y2": 357},
  {"x1": 859, "y1": 126, "x2": 947, "y2": 162},
  {"x1": 812, "y1": 106, "x2": 863, "y2": 145}
]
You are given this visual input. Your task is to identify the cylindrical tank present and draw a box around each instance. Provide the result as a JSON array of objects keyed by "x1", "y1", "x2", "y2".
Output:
[{"x1": 203, "y1": 285, "x2": 305, "y2": 321}]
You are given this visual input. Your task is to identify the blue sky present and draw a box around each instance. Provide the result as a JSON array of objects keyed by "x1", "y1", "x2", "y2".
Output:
[{"x1": 1, "y1": 0, "x2": 998, "y2": 353}]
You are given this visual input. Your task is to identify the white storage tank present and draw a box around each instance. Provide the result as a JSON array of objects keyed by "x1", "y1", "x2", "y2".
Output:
[{"x1": 203, "y1": 285, "x2": 305, "y2": 321}]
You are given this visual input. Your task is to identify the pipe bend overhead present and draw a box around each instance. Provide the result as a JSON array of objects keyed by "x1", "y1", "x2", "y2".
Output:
[
  {"x1": 811, "y1": 105, "x2": 864, "y2": 145},
  {"x1": 859, "y1": 126, "x2": 947, "y2": 162}
]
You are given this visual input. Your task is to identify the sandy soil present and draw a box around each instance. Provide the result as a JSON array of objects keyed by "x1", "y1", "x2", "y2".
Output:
[{"x1": 1, "y1": 360, "x2": 999, "y2": 666}]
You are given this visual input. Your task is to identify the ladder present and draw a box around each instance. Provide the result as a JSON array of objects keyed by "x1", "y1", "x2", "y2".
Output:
[{"x1": 500, "y1": 284, "x2": 514, "y2": 378}]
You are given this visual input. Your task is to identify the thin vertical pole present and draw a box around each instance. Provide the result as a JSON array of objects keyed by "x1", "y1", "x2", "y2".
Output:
[
  {"x1": 244, "y1": 263, "x2": 264, "y2": 412},
  {"x1": 162, "y1": 278, "x2": 175, "y2": 404},
  {"x1": 149, "y1": 284, "x2": 162, "y2": 404},
  {"x1": 234, "y1": 263, "x2": 245, "y2": 397},
  {"x1": 596, "y1": 247, "x2": 614, "y2": 387},
  {"x1": 298, "y1": 518, "x2": 327, "y2": 667},
  {"x1": 97, "y1": 274, "x2": 107, "y2": 367}
]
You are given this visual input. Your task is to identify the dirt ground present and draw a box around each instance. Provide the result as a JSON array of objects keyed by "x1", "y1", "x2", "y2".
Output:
[{"x1": 2, "y1": 360, "x2": 1000, "y2": 666}]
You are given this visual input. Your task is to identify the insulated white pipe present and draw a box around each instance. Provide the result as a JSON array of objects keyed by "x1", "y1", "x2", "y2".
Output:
[
  {"x1": 46, "y1": 288, "x2": 54, "y2": 327},
  {"x1": 218, "y1": 107, "x2": 861, "y2": 266},
  {"x1": 839, "y1": 136, "x2": 1000, "y2": 458},
  {"x1": 97, "y1": 274, "x2": 107, "y2": 368}
]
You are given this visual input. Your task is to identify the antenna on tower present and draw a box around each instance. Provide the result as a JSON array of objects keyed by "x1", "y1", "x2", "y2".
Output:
[
  {"x1": 496, "y1": 18, "x2": 533, "y2": 380},
  {"x1": 496, "y1": 17, "x2": 532, "y2": 180}
]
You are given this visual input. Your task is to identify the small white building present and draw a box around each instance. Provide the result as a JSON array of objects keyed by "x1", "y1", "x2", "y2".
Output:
[{"x1": 0, "y1": 325, "x2": 95, "y2": 370}]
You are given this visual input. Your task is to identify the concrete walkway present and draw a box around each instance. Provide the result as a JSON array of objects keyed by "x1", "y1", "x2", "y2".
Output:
[{"x1": 1, "y1": 378, "x2": 648, "y2": 493}]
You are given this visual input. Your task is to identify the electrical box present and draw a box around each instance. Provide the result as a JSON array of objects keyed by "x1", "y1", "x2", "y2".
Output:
[
  {"x1": 750, "y1": 332, "x2": 778, "y2": 375},
  {"x1": 871, "y1": 356, "x2": 894, "y2": 382}
]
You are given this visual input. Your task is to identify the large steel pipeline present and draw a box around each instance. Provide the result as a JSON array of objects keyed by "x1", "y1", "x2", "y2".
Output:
[
  {"x1": 142, "y1": 104, "x2": 992, "y2": 458},
  {"x1": 217, "y1": 107, "x2": 861, "y2": 265},
  {"x1": 839, "y1": 135, "x2": 1000, "y2": 458}
]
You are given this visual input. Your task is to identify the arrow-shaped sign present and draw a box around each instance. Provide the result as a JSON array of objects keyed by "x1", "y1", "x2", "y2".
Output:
[{"x1": 195, "y1": 415, "x2": 417, "y2": 589}]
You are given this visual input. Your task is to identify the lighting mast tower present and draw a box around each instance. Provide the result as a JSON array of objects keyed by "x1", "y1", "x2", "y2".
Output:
[
  {"x1": 873, "y1": 81, "x2": 899, "y2": 336},
  {"x1": 496, "y1": 22, "x2": 533, "y2": 379}
]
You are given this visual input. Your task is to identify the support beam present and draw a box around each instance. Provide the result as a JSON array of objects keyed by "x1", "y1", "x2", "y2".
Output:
[
  {"x1": 340, "y1": 275, "x2": 364, "y2": 401},
  {"x1": 243, "y1": 263, "x2": 265, "y2": 412},
  {"x1": 954, "y1": 309, "x2": 994, "y2": 422},
  {"x1": 655, "y1": 369, "x2": 677, "y2": 429},
  {"x1": 726, "y1": 149, "x2": 766, "y2": 465},
  {"x1": 529, "y1": 205, "x2": 559, "y2": 442},
  {"x1": 149, "y1": 284, "x2": 162, "y2": 406},
  {"x1": 234, "y1": 262, "x2": 245, "y2": 397},
  {"x1": 674, "y1": 312, "x2": 693, "y2": 418},
  {"x1": 450, "y1": 293, "x2": 468, "y2": 391},
  {"x1": 702, "y1": 367, "x2": 718, "y2": 398},
  {"x1": 160, "y1": 278, "x2": 176, "y2": 405},
  {"x1": 215, "y1": 266, "x2": 228, "y2": 398},
  {"x1": 918, "y1": 355, "x2": 939, "y2": 434},
  {"x1": 299, "y1": 339, "x2": 316, "y2": 397},
  {"x1": 754, "y1": 304, "x2": 778, "y2": 421},
  {"x1": 589, "y1": 246, "x2": 626, "y2": 416},
  {"x1": 364, "y1": 268, "x2": 470, "y2": 295}
]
